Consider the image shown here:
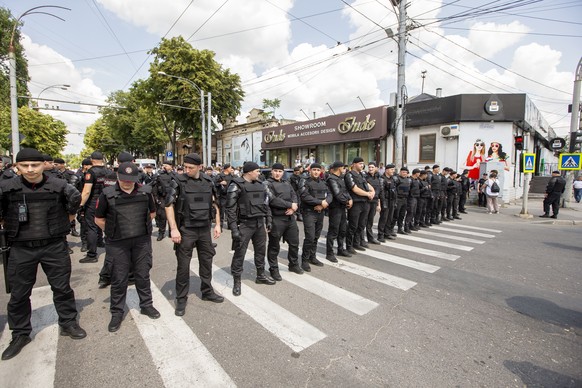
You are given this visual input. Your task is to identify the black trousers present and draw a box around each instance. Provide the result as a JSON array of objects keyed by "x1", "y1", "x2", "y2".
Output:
[
  {"x1": 176, "y1": 225, "x2": 216, "y2": 299},
  {"x1": 446, "y1": 193, "x2": 455, "y2": 217},
  {"x1": 395, "y1": 197, "x2": 407, "y2": 228},
  {"x1": 405, "y1": 197, "x2": 418, "y2": 228},
  {"x1": 459, "y1": 191, "x2": 468, "y2": 212},
  {"x1": 440, "y1": 193, "x2": 448, "y2": 219},
  {"x1": 7, "y1": 239, "x2": 78, "y2": 338},
  {"x1": 431, "y1": 192, "x2": 442, "y2": 221},
  {"x1": 78, "y1": 211, "x2": 88, "y2": 246},
  {"x1": 424, "y1": 196, "x2": 433, "y2": 224},
  {"x1": 108, "y1": 235, "x2": 153, "y2": 316},
  {"x1": 268, "y1": 215, "x2": 300, "y2": 268},
  {"x1": 155, "y1": 203, "x2": 167, "y2": 235},
  {"x1": 415, "y1": 197, "x2": 428, "y2": 225},
  {"x1": 543, "y1": 193, "x2": 561, "y2": 215},
  {"x1": 85, "y1": 204, "x2": 103, "y2": 258},
  {"x1": 219, "y1": 197, "x2": 227, "y2": 227},
  {"x1": 231, "y1": 218, "x2": 266, "y2": 277},
  {"x1": 478, "y1": 192, "x2": 487, "y2": 207},
  {"x1": 327, "y1": 206, "x2": 347, "y2": 254},
  {"x1": 346, "y1": 201, "x2": 368, "y2": 248},
  {"x1": 302, "y1": 210, "x2": 324, "y2": 261},
  {"x1": 365, "y1": 200, "x2": 379, "y2": 241},
  {"x1": 378, "y1": 201, "x2": 395, "y2": 236}
]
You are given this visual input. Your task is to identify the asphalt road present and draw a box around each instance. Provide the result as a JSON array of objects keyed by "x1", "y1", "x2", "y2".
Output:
[{"x1": 0, "y1": 203, "x2": 581, "y2": 388}]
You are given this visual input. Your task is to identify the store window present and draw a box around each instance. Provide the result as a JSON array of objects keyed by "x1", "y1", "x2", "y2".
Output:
[{"x1": 419, "y1": 134, "x2": 436, "y2": 163}]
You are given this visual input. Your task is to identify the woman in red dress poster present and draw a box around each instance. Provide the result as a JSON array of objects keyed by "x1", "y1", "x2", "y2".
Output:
[{"x1": 465, "y1": 139, "x2": 486, "y2": 180}]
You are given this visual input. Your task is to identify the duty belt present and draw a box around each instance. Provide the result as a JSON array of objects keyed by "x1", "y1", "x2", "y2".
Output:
[{"x1": 11, "y1": 237, "x2": 64, "y2": 248}]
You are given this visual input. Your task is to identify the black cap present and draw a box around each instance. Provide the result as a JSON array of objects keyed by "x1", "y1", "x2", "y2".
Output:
[
  {"x1": 117, "y1": 162, "x2": 139, "y2": 182},
  {"x1": 330, "y1": 161, "x2": 344, "y2": 170},
  {"x1": 293, "y1": 166, "x2": 302, "y2": 172},
  {"x1": 223, "y1": 163, "x2": 231, "y2": 170},
  {"x1": 419, "y1": 170, "x2": 428, "y2": 175},
  {"x1": 163, "y1": 159, "x2": 175, "y2": 166},
  {"x1": 16, "y1": 148, "x2": 45, "y2": 163},
  {"x1": 82, "y1": 158, "x2": 92, "y2": 166},
  {"x1": 91, "y1": 151, "x2": 104, "y2": 160},
  {"x1": 118, "y1": 152, "x2": 134, "y2": 163},
  {"x1": 552, "y1": 170, "x2": 560, "y2": 174},
  {"x1": 385, "y1": 163, "x2": 395, "y2": 169},
  {"x1": 412, "y1": 168, "x2": 420, "y2": 174},
  {"x1": 42, "y1": 154, "x2": 53, "y2": 162},
  {"x1": 272, "y1": 163, "x2": 285, "y2": 170},
  {"x1": 432, "y1": 164, "x2": 440, "y2": 169},
  {"x1": 183, "y1": 153, "x2": 202, "y2": 166},
  {"x1": 242, "y1": 162, "x2": 260, "y2": 173},
  {"x1": 54, "y1": 158, "x2": 65, "y2": 164},
  {"x1": 400, "y1": 167, "x2": 409, "y2": 172},
  {"x1": 144, "y1": 164, "x2": 154, "y2": 168},
  {"x1": 310, "y1": 163, "x2": 322, "y2": 169},
  {"x1": 352, "y1": 157, "x2": 364, "y2": 164}
]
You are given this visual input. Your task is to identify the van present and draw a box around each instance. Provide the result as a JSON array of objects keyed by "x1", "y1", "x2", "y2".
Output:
[{"x1": 135, "y1": 159, "x2": 157, "y2": 169}]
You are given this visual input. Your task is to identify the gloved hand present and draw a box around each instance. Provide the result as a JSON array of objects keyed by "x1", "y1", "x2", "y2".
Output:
[
  {"x1": 266, "y1": 223, "x2": 272, "y2": 233},
  {"x1": 231, "y1": 227, "x2": 241, "y2": 241}
]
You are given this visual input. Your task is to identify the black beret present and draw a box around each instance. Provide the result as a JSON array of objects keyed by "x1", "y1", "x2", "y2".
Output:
[
  {"x1": 419, "y1": 170, "x2": 428, "y2": 175},
  {"x1": 330, "y1": 161, "x2": 344, "y2": 170},
  {"x1": 432, "y1": 164, "x2": 440, "y2": 169},
  {"x1": 552, "y1": 170, "x2": 560, "y2": 174},
  {"x1": 443, "y1": 167, "x2": 451, "y2": 172},
  {"x1": 293, "y1": 166, "x2": 302, "y2": 172},
  {"x1": 310, "y1": 163, "x2": 322, "y2": 169},
  {"x1": 118, "y1": 152, "x2": 134, "y2": 163},
  {"x1": 163, "y1": 159, "x2": 175, "y2": 166},
  {"x1": 412, "y1": 168, "x2": 420, "y2": 174},
  {"x1": 223, "y1": 163, "x2": 231, "y2": 170},
  {"x1": 385, "y1": 163, "x2": 395, "y2": 169},
  {"x1": 462, "y1": 169, "x2": 469, "y2": 174},
  {"x1": 272, "y1": 163, "x2": 285, "y2": 170},
  {"x1": 82, "y1": 158, "x2": 92, "y2": 166},
  {"x1": 243, "y1": 162, "x2": 260, "y2": 173},
  {"x1": 16, "y1": 148, "x2": 45, "y2": 163},
  {"x1": 425, "y1": 165, "x2": 431, "y2": 170},
  {"x1": 91, "y1": 151, "x2": 104, "y2": 160},
  {"x1": 352, "y1": 157, "x2": 364, "y2": 164},
  {"x1": 54, "y1": 158, "x2": 65, "y2": 164},
  {"x1": 400, "y1": 167, "x2": 409, "y2": 172},
  {"x1": 42, "y1": 154, "x2": 53, "y2": 162},
  {"x1": 183, "y1": 153, "x2": 202, "y2": 166}
]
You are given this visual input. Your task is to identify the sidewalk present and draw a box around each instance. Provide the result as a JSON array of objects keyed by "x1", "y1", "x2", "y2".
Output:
[{"x1": 501, "y1": 196, "x2": 582, "y2": 225}]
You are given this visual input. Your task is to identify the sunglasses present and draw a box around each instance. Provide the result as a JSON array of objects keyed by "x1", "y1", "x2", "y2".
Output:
[{"x1": 475, "y1": 143, "x2": 484, "y2": 146}]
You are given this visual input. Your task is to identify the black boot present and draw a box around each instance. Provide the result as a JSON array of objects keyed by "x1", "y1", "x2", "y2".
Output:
[
  {"x1": 269, "y1": 268, "x2": 283, "y2": 281},
  {"x1": 70, "y1": 226, "x2": 80, "y2": 237},
  {"x1": 157, "y1": 231, "x2": 165, "y2": 241},
  {"x1": 398, "y1": 228, "x2": 409, "y2": 235},
  {"x1": 256, "y1": 270, "x2": 276, "y2": 285},
  {"x1": 377, "y1": 234, "x2": 385, "y2": 243},
  {"x1": 232, "y1": 276, "x2": 242, "y2": 296}
]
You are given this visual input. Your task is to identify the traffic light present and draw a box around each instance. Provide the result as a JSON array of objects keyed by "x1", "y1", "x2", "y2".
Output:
[
  {"x1": 514, "y1": 135, "x2": 524, "y2": 151},
  {"x1": 260, "y1": 149, "x2": 265, "y2": 162},
  {"x1": 570, "y1": 130, "x2": 582, "y2": 152}
]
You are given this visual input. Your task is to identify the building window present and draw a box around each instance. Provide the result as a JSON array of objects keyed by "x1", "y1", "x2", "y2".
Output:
[{"x1": 419, "y1": 134, "x2": 436, "y2": 163}]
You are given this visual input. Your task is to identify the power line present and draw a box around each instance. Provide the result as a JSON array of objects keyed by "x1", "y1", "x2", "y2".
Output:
[{"x1": 186, "y1": 0, "x2": 230, "y2": 42}]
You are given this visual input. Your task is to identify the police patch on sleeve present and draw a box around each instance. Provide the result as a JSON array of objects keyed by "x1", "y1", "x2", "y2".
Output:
[{"x1": 85, "y1": 173, "x2": 91, "y2": 181}]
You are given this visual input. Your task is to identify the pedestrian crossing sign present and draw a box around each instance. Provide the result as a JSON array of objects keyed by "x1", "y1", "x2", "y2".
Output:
[
  {"x1": 558, "y1": 153, "x2": 581, "y2": 170},
  {"x1": 523, "y1": 153, "x2": 535, "y2": 173}
]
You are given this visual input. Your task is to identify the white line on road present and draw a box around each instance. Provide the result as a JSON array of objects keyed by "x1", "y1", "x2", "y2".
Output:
[
  {"x1": 0, "y1": 286, "x2": 58, "y2": 388},
  {"x1": 395, "y1": 234, "x2": 474, "y2": 251},
  {"x1": 429, "y1": 226, "x2": 495, "y2": 238},
  {"x1": 378, "y1": 240, "x2": 461, "y2": 261},
  {"x1": 416, "y1": 230, "x2": 486, "y2": 244},
  {"x1": 443, "y1": 223, "x2": 502, "y2": 233},
  {"x1": 276, "y1": 250, "x2": 379, "y2": 315},
  {"x1": 127, "y1": 285, "x2": 236, "y2": 388},
  {"x1": 190, "y1": 260, "x2": 327, "y2": 353}
]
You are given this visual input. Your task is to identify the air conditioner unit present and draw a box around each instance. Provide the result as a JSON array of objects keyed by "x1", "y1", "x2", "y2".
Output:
[{"x1": 440, "y1": 124, "x2": 459, "y2": 137}]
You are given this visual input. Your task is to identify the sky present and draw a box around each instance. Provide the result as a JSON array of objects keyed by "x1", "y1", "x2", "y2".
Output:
[{"x1": 4, "y1": 0, "x2": 581, "y2": 155}]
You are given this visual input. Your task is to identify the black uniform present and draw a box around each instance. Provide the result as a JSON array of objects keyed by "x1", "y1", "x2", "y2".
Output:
[
  {"x1": 0, "y1": 175, "x2": 81, "y2": 339},
  {"x1": 169, "y1": 173, "x2": 220, "y2": 301},
  {"x1": 326, "y1": 173, "x2": 352, "y2": 257},
  {"x1": 365, "y1": 172, "x2": 383, "y2": 243},
  {"x1": 543, "y1": 175, "x2": 566, "y2": 217},
  {"x1": 299, "y1": 176, "x2": 332, "y2": 267},
  {"x1": 345, "y1": 170, "x2": 370, "y2": 249},
  {"x1": 289, "y1": 173, "x2": 303, "y2": 221},
  {"x1": 153, "y1": 169, "x2": 174, "y2": 238},
  {"x1": 446, "y1": 176, "x2": 457, "y2": 219},
  {"x1": 84, "y1": 165, "x2": 107, "y2": 259},
  {"x1": 378, "y1": 174, "x2": 397, "y2": 240},
  {"x1": 416, "y1": 179, "x2": 431, "y2": 227},
  {"x1": 95, "y1": 183, "x2": 156, "y2": 317},
  {"x1": 214, "y1": 172, "x2": 234, "y2": 228},
  {"x1": 405, "y1": 177, "x2": 420, "y2": 230},
  {"x1": 394, "y1": 175, "x2": 411, "y2": 232},
  {"x1": 264, "y1": 177, "x2": 301, "y2": 273},
  {"x1": 459, "y1": 174, "x2": 470, "y2": 213}
]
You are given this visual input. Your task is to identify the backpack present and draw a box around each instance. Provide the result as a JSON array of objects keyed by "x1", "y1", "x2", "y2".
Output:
[{"x1": 490, "y1": 181, "x2": 500, "y2": 193}]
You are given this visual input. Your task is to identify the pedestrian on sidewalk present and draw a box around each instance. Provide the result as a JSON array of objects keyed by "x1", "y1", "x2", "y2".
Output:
[
  {"x1": 482, "y1": 171, "x2": 501, "y2": 214},
  {"x1": 573, "y1": 175, "x2": 582, "y2": 203},
  {"x1": 540, "y1": 171, "x2": 566, "y2": 218}
]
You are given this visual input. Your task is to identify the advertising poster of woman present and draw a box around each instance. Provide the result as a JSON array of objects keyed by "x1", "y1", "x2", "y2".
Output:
[
  {"x1": 464, "y1": 139, "x2": 486, "y2": 180},
  {"x1": 486, "y1": 141, "x2": 510, "y2": 171}
]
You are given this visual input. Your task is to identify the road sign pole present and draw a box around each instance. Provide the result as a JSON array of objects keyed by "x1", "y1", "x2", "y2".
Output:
[
  {"x1": 520, "y1": 143, "x2": 532, "y2": 218},
  {"x1": 564, "y1": 57, "x2": 582, "y2": 208}
]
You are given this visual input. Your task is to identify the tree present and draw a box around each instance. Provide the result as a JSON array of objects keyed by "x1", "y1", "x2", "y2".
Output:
[
  {"x1": 0, "y1": 7, "x2": 30, "y2": 108},
  {"x1": 148, "y1": 37, "x2": 244, "y2": 149},
  {"x1": 0, "y1": 106, "x2": 68, "y2": 156},
  {"x1": 261, "y1": 98, "x2": 281, "y2": 120},
  {"x1": 83, "y1": 118, "x2": 123, "y2": 162}
]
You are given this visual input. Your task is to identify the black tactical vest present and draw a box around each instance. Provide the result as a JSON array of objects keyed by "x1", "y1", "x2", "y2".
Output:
[
  {"x1": 305, "y1": 178, "x2": 328, "y2": 200},
  {"x1": 235, "y1": 178, "x2": 268, "y2": 219},
  {"x1": 268, "y1": 178, "x2": 294, "y2": 216},
  {"x1": 396, "y1": 176, "x2": 411, "y2": 198},
  {"x1": 410, "y1": 179, "x2": 421, "y2": 197},
  {"x1": 88, "y1": 166, "x2": 108, "y2": 203},
  {"x1": 175, "y1": 174, "x2": 214, "y2": 227},
  {"x1": 346, "y1": 171, "x2": 369, "y2": 202},
  {"x1": 383, "y1": 175, "x2": 397, "y2": 201},
  {"x1": 420, "y1": 180, "x2": 431, "y2": 198},
  {"x1": 440, "y1": 175, "x2": 448, "y2": 194},
  {"x1": 366, "y1": 173, "x2": 382, "y2": 201},
  {"x1": 1, "y1": 177, "x2": 71, "y2": 241},
  {"x1": 103, "y1": 185, "x2": 152, "y2": 240},
  {"x1": 430, "y1": 173, "x2": 441, "y2": 192}
]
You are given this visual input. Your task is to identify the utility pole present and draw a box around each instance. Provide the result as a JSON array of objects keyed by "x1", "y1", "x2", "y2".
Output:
[
  {"x1": 563, "y1": 57, "x2": 582, "y2": 207},
  {"x1": 394, "y1": 0, "x2": 407, "y2": 169},
  {"x1": 207, "y1": 92, "x2": 212, "y2": 167}
]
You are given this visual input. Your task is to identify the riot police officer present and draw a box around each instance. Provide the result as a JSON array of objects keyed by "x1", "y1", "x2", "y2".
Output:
[
  {"x1": 226, "y1": 162, "x2": 274, "y2": 296},
  {"x1": 94, "y1": 162, "x2": 160, "y2": 332},
  {"x1": 141, "y1": 164, "x2": 156, "y2": 185},
  {"x1": 364, "y1": 162, "x2": 382, "y2": 245},
  {"x1": 459, "y1": 169, "x2": 470, "y2": 214},
  {"x1": 326, "y1": 161, "x2": 353, "y2": 261},
  {"x1": 378, "y1": 163, "x2": 397, "y2": 242},
  {"x1": 54, "y1": 158, "x2": 81, "y2": 238},
  {"x1": 394, "y1": 167, "x2": 411, "y2": 235},
  {"x1": 79, "y1": 151, "x2": 107, "y2": 263},
  {"x1": 0, "y1": 148, "x2": 86, "y2": 360},
  {"x1": 406, "y1": 169, "x2": 421, "y2": 232},
  {"x1": 214, "y1": 163, "x2": 234, "y2": 230},
  {"x1": 540, "y1": 170, "x2": 566, "y2": 218},
  {"x1": 429, "y1": 165, "x2": 443, "y2": 224},
  {"x1": 264, "y1": 163, "x2": 303, "y2": 279},
  {"x1": 153, "y1": 160, "x2": 174, "y2": 241},
  {"x1": 442, "y1": 168, "x2": 454, "y2": 221},
  {"x1": 165, "y1": 153, "x2": 223, "y2": 315},
  {"x1": 345, "y1": 157, "x2": 374, "y2": 253},
  {"x1": 77, "y1": 158, "x2": 92, "y2": 252},
  {"x1": 416, "y1": 170, "x2": 431, "y2": 228}
]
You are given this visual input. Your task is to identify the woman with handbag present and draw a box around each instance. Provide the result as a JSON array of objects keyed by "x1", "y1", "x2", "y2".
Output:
[{"x1": 482, "y1": 171, "x2": 501, "y2": 214}]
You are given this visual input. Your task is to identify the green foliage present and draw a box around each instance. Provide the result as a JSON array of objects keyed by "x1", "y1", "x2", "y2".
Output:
[
  {"x1": 0, "y1": 7, "x2": 30, "y2": 108},
  {"x1": 63, "y1": 153, "x2": 84, "y2": 170},
  {"x1": 83, "y1": 118, "x2": 122, "y2": 162},
  {"x1": 0, "y1": 106, "x2": 68, "y2": 156},
  {"x1": 261, "y1": 98, "x2": 281, "y2": 119}
]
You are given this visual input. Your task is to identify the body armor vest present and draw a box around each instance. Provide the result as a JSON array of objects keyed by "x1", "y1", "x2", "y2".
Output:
[
  {"x1": 347, "y1": 171, "x2": 369, "y2": 202},
  {"x1": 176, "y1": 174, "x2": 214, "y2": 227},
  {"x1": 235, "y1": 178, "x2": 268, "y2": 219},
  {"x1": 103, "y1": 185, "x2": 152, "y2": 240},
  {"x1": 268, "y1": 178, "x2": 294, "y2": 216},
  {"x1": 396, "y1": 176, "x2": 411, "y2": 198},
  {"x1": 88, "y1": 166, "x2": 107, "y2": 203},
  {"x1": 383, "y1": 175, "x2": 397, "y2": 201},
  {"x1": 328, "y1": 174, "x2": 349, "y2": 208},
  {"x1": 430, "y1": 173, "x2": 441, "y2": 192},
  {"x1": 305, "y1": 178, "x2": 328, "y2": 200},
  {"x1": 410, "y1": 179, "x2": 421, "y2": 197},
  {"x1": 439, "y1": 175, "x2": 448, "y2": 194},
  {"x1": 366, "y1": 173, "x2": 382, "y2": 201},
  {"x1": 420, "y1": 180, "x2": 431, "y2": 198},
  {"x1": 2, "y1": 178, "x2": 71, "y2": 241}
]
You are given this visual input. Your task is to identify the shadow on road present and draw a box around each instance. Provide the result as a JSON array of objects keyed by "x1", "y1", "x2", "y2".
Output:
[
  {"x1": 504, "y1": 360, "x2": 582, "y2": 387},
  {"x1": 506, "y1": 296, "x2": 582, "y2": 329},
  {"x1": 543, "y1": 241, "x2": 582, "y2": 253}
]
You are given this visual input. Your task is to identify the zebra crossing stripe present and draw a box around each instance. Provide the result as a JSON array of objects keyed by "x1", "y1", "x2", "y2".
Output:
[
  {"x1": 429, "y1": 226, "x2": 495, "y2": 238},
  {"x1": 416, "y1": 230, "x2": 486, "y2": 244},
  {"x1": 443, "y1": 223, "x2": 502, "y2": 233},
  {"x1": 395, "y1": 234, "x2": 474, "y2": 251},
  {"x1": 189, "y1": 260, "x2": 327, "y2": 352},
  {"x1": 276, "y1": 249, "x2": 379, "y2": 315},
  {"x1": 379, "y1": 240, "x2": 460, "y2": 261},
  {"x1": 0, "y1": 286, "x2": 58, "y2": 388},
  {"x1": 126, "y1": 284, "x2": 236, "y2": 388}
]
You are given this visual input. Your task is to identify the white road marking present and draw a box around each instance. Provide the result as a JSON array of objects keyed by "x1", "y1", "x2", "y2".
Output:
[
  {"x1": 429, "y1": 226, "x2": 495, "y2": 238},
  {"x1": 443, "y1": 223, "x2": 502, "y2": 233},
  {"x1": 127, "y1": 285, "x2": 236, "y2": 388},
  {"x1": 378, "y1": 240, "x2": 460, "y2": 261},
  {"x1": 416, "y1": 230, "x2": 486, "y2": 244},
  {"x1": 0, "y1": 286, "x2": 58, "y2": 388},
  {"x1": 395, "y1": 234, "x2": 474, "y2": 251}
]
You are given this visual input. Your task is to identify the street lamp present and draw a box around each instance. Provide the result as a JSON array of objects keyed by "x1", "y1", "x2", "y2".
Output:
[
  {"x1": 157, "y1": 71, "x2": 211, "y2": 166},
  {"x1": 36, "y1": 84, "x2": 70, "y2": 109},
  {"x1": 8, "y1": 5, "x2": 70, "y2": 159}
]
